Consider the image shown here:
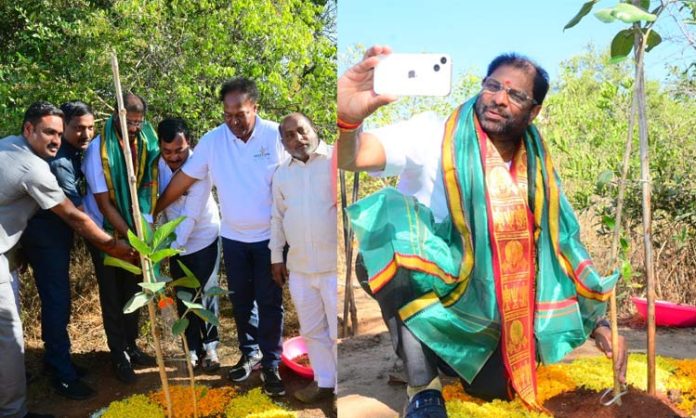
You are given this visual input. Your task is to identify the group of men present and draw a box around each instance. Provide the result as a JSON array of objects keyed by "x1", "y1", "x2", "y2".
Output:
[{"x1": 0, "y1": 77, "x2": 338, "y2": 418}]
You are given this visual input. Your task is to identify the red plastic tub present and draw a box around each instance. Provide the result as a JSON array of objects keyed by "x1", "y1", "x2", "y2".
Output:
[
  {"x1": 281, "y1": 336, "x2": 314, "y2": 379},
  {"x1": 631, "y1": 296, "x2": 696, "y2": 327}
]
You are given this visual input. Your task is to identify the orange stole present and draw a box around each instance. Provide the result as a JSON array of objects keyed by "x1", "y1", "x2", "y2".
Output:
[{"x1": 476, "y1": 119, "x2": 540, "y2": 409}]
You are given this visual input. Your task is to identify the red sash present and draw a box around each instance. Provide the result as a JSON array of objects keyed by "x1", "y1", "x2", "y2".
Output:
[{"x1": 476, "y1": 118, "x2": 540, "y2": 409}]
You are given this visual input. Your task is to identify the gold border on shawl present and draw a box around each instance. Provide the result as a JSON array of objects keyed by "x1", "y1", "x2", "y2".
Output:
[
  {"x1": 442, "y1": 107, "x2": 474, "y2": 292},
  {"x1": 398, "y1": 291, "x2": 439, "y2": 321},
  {"x1": 100, "y1": 125, "x2": 117, "y2": 205}
]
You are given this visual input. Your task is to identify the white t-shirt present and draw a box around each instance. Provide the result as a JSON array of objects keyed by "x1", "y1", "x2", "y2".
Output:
[
  {"x1": 183, "y1": 116, "x2": 288, "y2": 243},
  {"x1": 368, "y1": 112, "x2": 449, "y2": 222},
  {"x1": 82, "y1": 135, "x2": 108, "y2": 227},
  {"x1": 158, "y1": 154, "x2": 220, "y2": 255}
]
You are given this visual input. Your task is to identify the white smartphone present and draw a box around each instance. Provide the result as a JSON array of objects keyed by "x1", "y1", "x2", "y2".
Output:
[{"x1": 373, "y1": 53, "x2": 452, "y2": 97}]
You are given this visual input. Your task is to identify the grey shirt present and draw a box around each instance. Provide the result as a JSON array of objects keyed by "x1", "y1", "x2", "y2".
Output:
[{"x1": 0, "y1": 135, "x2": 65, "y2": 257}]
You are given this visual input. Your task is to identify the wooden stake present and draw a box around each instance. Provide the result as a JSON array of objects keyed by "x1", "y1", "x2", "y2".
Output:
[
  {"x1": 340, "y1": 170, "x2": 359, "y2": 337},
  {"x1": 110, "y1": 53, "x2": 173, "y2": 417},
  {"x1": 607, "y1": 91, "x2": 636, "y2": 406},
  {"x1": 630, "y1": 11, "x2": 656, "y2": 394}
]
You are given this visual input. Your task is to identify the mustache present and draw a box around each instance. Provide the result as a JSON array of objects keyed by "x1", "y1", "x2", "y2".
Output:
[{"x1": 482, "y1": 103, "x2": 512, "y2": 119}]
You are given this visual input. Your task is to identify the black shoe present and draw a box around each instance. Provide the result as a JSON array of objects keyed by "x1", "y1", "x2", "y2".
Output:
[
  {"x1": 404, "y1": 389, "x2": 447, "y2": 418},
  {"x1": 126, "y1": 346, "x2": 156, "y2": 367},
  {"x1": 24, "y1": 413, "x2": 55, "y2": 418},
  {"x1": 260, "y1": 366, "x2": 285, "y2": 397},
  {"x1": 53, "y1": 378, "x2": 95, "y2": 400},
  {"x1": 227, "y1": 353, "x2": 262, "y2": 382},
  {"x1": 113, "y1": 360, "x2": 137, "y2": 384}
]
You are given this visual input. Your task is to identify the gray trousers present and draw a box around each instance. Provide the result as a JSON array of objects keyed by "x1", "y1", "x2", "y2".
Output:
[{"x1": 0, "y1": 254, "x2": 27, "y2": 418}]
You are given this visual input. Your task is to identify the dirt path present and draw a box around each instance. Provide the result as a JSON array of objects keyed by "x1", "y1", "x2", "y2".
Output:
[{"x1": 337, "y1": 280, "x2": 696, "y2": 418}]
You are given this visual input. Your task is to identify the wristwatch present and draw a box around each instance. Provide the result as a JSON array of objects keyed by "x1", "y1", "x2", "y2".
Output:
[{"x1": 594, "y1": 317, "x2": 611, "y2": 334}]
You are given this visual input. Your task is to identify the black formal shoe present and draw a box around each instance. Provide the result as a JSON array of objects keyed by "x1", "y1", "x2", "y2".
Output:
[
  {"x1": 53, "y1": 378, "x2": 95, "y2": 400},
  {"x1": 113, "y1": 360, "x2": 137, "y2": 384},
  {"x1": 126, "y1": 346, "x2": 156, "y2": 367},
  {"x1": 260, "y1": 366, "x2": 285, "y2": 397},
  {"x1": 24, "y1": 413, "x2": 55, "y2": 418},
  {"x1": 227, "y1": 353, "x2": 262, "y2": 382},
  {"x1": 404, "y1": 389, "x2": 447, "y2": 418}
]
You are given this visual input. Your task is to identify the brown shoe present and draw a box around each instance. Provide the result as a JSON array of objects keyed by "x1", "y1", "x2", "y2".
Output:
[{"x1": 293, "y1": 381, "x2": 334, "y2": 403}]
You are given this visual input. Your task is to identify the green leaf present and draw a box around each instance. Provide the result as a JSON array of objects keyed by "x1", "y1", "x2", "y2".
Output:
[
  {"x1": 205, "y1": 286, "x2": 227, "y2": 297},
  {"x1": 172, "y1": 317, "x2": 189, "y2": 336},
  {"x1": 192, "y1": 308, "x2": 220, "y2": 327},
  {"x1": 602, "y1": 215, "x2": 616, "y2": 230},
  {"x1": 594, "y1": 8, "x2": 617, "y2": 23},
  {"x1": 612, "y1": 3, "x2": 656, "y2": 23},
  {"x1": 621, "y1": 260, "x2": 633, "y2": 282},
  {"x1": 596, "y1": 169, "x2": 614, "y2": 188},
  {"x1": 150, "y1": 248, "x2": 180, "y2": 264},
  {"x1": 127, "y1": 229, "x2": 152, "y2": 256},
  {"x1": 175, "y1": 260, "x2": 200, "y2": 282},
  {"x1": 620, "y1": 237, "x2": 629, "y2": 252},
  {"x1": 610, "y1": 29, "x2": 635, "y2": 63},
  {"x1": 104, "y1": 255, "x2": 142, "y2": 275},
  {"x1": 176, "y1": 290, "x2": 193, "y2": 302},
  {"x1": 644, "y1": 29, "x2": 662, "y2": 52},
  {"x1": 564, "y1": 0, "x2": 599, "y2": 30},
  {"x1": 139, "y1": 281, "x2": 166, "y2": 294},
  {"x1": 170, "y1": 276, "x2": 201, "y2": 289},
  {"x1": 123, "y1": 291, "x2": 153, "y2": 314},
  {"x1": 141, "y1": 216, "x2": 154, "y2": 245},
  {"x1": 153, "y1": 216, "x2": 186, "y2": 250},
  {"x1": 182, "y1": 299, "x2": 206, "y2": 310}
]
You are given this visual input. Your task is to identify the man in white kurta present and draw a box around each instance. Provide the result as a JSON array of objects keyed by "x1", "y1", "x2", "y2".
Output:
[{"x1": 269, "y1": 113, "x2": 337, "y2": 403}]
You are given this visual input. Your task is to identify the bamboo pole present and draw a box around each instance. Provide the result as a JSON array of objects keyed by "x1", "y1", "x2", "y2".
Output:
[
  {"x1": 349, "y1": 173, "x2": 360, "y2": 333},
  {"x1": 181, "y1": 335, "x2": 199, "y2": 418},
  {"x1": 606, "y1": 87, "x2": 637, "y2": 406},
  {"x1": 630, "y1": 10, "x2": 656, "y2": 394},
  {"x1": 110, "y1": 53, "x2": 173, "y2": 417},
  {"x1": 340, "y1": 170, "x2": 359, "y2": 337}
]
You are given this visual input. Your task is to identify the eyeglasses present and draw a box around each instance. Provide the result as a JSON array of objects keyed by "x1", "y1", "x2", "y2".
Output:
[
  {"x1": 126, "y1": 119, "x2": 143, "y2": 128},
  {"x1": 481, "y1": 78, "x2": 537, "y2": 107}
]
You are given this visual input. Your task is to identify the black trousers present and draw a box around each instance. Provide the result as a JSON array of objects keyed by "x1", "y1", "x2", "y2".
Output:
[
  {"x1": 355, "y1": 254, "x2": 511, "y2": 401},
  {"x1": 88, "y1": 243, "x2": 140, "y2": 363}
]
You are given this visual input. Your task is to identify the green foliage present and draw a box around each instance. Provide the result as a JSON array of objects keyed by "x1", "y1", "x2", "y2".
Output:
[
  {"x1": 0, "y1": 0, "x2": 336, "y2": 141},
  {"x1": 108, "y1": 215, "x2": 220, "y2": 338},
  {"x1": 104, "y1": 255, "x2": 142, "y2": 275},
  {"x1": 172, "y1": 318, "x2": 189, "y2": 336},
  {"x1": 123, "y1": 291, "x2": 153, "y2": 314}
]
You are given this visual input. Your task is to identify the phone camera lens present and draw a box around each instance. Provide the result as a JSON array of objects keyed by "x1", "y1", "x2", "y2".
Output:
[
  {"x1": 440, "y1": 56, "x2": 447, "y2": 64},
  {"x1": 434, "y1": 64, "x2": 441, "y2": 72}
]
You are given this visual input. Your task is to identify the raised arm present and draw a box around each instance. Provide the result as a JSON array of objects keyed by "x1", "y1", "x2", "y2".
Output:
[{"x1": 337, "y1": 45, "x2": 398, "y2": 172}]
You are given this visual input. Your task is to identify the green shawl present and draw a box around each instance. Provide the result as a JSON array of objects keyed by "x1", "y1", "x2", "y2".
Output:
[
  {"x1": 347, "y1": 97, "x2": 619, "y2": 383},
  {"x1": 100, "y1": 115, "x2": 159, "y2": 235}
]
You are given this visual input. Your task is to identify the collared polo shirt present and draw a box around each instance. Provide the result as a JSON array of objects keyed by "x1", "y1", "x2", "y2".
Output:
[
  {"x1": 0, "y1": 135, "x2": 65, "y2": 257},
  {"x1": 183, "y1": 116, "x2": 287, "y2": 243}
]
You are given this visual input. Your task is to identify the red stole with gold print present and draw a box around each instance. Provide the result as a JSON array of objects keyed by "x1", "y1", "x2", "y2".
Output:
[{"x1": 475, "y1": 118, "x2": 540, "y2": 409}]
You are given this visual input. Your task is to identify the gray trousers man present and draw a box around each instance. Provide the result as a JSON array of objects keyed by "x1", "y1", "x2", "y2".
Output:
[{"x1": 0, "y1": 254, "x2": 27, "y2": 418}]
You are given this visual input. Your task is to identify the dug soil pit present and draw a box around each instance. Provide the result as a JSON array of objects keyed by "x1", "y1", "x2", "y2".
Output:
[{"x1": 544, "y1": 387, "x2": 686, "y2": 418}]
